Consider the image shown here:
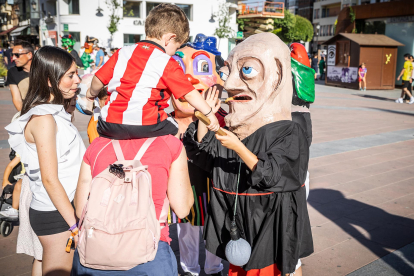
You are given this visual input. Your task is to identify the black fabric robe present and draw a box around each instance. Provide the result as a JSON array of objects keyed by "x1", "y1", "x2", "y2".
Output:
[{"x1": 183, "y1": 120, "x2": 313, "y2": 274}]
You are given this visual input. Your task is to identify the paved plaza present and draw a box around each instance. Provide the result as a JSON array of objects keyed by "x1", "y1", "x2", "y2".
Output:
[{"x1": 0, "y1": 84, "x2": 414, "y2": 275}]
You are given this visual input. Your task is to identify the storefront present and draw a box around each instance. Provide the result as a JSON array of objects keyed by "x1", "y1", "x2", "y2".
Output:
[{"x1": 323, "y1": 33, "x2": 403, "y2": 90}]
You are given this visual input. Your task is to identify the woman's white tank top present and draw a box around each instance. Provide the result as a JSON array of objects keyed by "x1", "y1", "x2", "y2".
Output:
[{"x1": 6, "y1": 104, "x2": 86, "y2": 211}]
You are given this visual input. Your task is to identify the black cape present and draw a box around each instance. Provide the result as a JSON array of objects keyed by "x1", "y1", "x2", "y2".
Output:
[
  {"x1": 70, "y1": 49, "x2": 84, "y2": 68},
  {"x1": 183, "y1": 120, "x2": 313, "y2": 274}
]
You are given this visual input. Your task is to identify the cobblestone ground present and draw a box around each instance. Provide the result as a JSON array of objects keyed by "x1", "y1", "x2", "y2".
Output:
[{"x1": 0, "y1": 85, "x2": 414, "y2": 275}]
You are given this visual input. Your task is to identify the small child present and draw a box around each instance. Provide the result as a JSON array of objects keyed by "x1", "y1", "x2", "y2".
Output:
[
  {"x1": 358, "y1": 63, "x2": 367, "y2": 91},
  {"x1": 87, "y1": 3, "x2": 219, "y2": 139},
  {"x1": 0, "y1": 151, "x2": 24, "y2": 218}
]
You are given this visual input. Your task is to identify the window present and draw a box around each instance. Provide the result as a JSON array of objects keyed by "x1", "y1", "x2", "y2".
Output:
[
  {"x1": 176, "y1": 4, "x2": 192, "y2": 20},
  {"x1": 146, "y1": 2, "x2": 192, "y2": 20},
  {"x1": 336, "y1": 41, "x2": 350, "y2": 66},
  {"x1": 124, "y1": 34, "x2": 141, "y2": 46},
  {"x1": 69, "y1": 0, "x2": 80, "y2": 15},
  {"x1": 314, "y1": 9, "x2": 319, "y2": 19},
  {"x1": 124, "y1": 1, "x2": 141, "y2": 18}
]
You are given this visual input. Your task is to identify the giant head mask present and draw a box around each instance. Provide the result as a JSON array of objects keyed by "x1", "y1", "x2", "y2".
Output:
[
  {"x1": 220, "y1": 33, "x2": 293, "y2": 140},
  {"x1": 170, "y1": 34, "x2": 224, "y2": 116}
]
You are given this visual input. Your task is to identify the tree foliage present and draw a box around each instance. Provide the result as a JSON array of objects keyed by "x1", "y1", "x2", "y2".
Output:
[
  {"x1": 272, "y1": 10, "x2": 313, "y2": 43},
  {"x1": 214, "y1": 2, "x2": 235, "y2": 39},
  {"x1": 106, "y1": 0, "x2": 121, "y2": 37}
]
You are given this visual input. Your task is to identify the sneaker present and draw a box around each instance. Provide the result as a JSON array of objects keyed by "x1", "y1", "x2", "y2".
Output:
[
  {"x1": 395, "y1": 98, "x2": 403, "y2": 103},
  {"x1": 0, "y1": 207, "x2": 18, "y2": 218},
  {"x1": 360, "y1": 88, "x2": 362, "y2": 91},
  {"x1": 409, "y1": 97, "x2": 414, "y2": 104}
]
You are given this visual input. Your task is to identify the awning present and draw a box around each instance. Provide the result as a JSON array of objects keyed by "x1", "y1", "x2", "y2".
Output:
[
  {"x1": 0, "y1": 26, "x2": 19, "y2": 36},
  {"x1": 10, "y1": 26, "x2": 29, "y2": 36}
]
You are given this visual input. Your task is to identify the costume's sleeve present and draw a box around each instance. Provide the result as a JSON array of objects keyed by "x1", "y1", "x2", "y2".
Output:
[
  {"x1": 249, "y1": 124, "x2": 309, "y2": 192},
  {"x1": 163, "y1": 58, "x2": 195, "y2": 99},
  {"x1": 183, "y1": 120, "x2": 219, "y2": 173},
  {"x1": 95, "y1": 50, "x2": 119, "y2": 85}
]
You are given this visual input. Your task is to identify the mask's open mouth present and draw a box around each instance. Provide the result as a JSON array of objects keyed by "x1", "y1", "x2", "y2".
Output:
[
  {"x1": 225, "y1": 94, "x2": 253, "y2": 104},
  {"x1": 178, "y1": 89, "x2": 204, "y2": 102}
]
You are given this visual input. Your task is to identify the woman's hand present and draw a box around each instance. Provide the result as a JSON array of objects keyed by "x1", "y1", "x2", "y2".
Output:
[
  {"x1": 203, "y1": 86, "x2": 221, "y2": 114},
  {"x1": 215, "y1": 129, "x2": 243, "y2": 151}
]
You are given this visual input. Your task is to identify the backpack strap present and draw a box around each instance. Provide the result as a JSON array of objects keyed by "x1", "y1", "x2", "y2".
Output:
[
  {"x1": 92, "y1": 140, "x2": 113, "y2": 175},
  {"x1": 111, "y1": 140, "x2": 125, "y2": 161},
  {"x1": 134, "y1": 137, "x2": 157, "y2": 161},
  {"x1": 159, "y1": 197, "x2": 170, "y2": 229}
]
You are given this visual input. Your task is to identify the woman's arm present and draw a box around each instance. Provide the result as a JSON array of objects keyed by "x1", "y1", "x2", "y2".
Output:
[
  {"x1": 29, "y1": 115, "x2": 77, "y2": 228},
  {"x1": 2, "y1": 156, "x2": 20, "y2": 188},
  {"x1": 74, "y1": 161, "x2": 92, "y2": 218},
  {"x1": 167, "y1": 147, "x2": 193, "y2": 218}
]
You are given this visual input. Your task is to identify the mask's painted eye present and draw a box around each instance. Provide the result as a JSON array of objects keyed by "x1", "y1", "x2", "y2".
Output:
[
  {"x1": 220, "y1": 71, "x2": 228, "y2": 81},
  {"x1": 172, "y1": 55, "x2": 186, "y2": 72},
  {"x1": 197, "y1": 60, "x2": 209, "y2": 73},
  {"x1": 241, "y1": 66, "x2": 258, "y2": 78}
]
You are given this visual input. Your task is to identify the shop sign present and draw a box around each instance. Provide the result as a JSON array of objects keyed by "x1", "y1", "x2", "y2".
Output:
[
  {"x1": 327, "y1": 66, "x2": 358, "y2": 83},
  {"x1": 63, "y1": 24, "x2": 69, "y2": 32},
  {"x1": 236, "y1": 31, "x2": 244, "y2": 39},
  {"x1": 327, "y1": 45, "x2": 336, "y2": 66},
  {"x1": 387, "y1": 16, "x2": 414, "y2": 24},
  {"x1": 133, "y1": 20, "x2": 145, "y2": 26}
]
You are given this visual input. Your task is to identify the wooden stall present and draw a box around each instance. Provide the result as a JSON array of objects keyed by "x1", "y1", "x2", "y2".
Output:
[{"x1": 323, "y1": 33, "x2": 403, "y2": 90}]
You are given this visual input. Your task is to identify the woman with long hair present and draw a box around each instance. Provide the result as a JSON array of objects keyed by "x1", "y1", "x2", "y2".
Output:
[{"x1": 6, "y1": 46, "x2": 85, "y2": 276}]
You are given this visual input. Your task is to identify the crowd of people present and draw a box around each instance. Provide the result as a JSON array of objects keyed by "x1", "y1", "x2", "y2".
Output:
[{"x1": 1, "y1": 3, "x2": 314, "y2": 276}]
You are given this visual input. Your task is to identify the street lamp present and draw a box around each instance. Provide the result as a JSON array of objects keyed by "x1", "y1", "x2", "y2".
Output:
[
  {"x1": 96, "y1": 0, "x2": 104, "y2": 17},
  {"x1": 209, "y1": 5, "x2": 215, "y2": 23},
  {"x1": 315, "y1": 24, "x2": 320, "y2": 53},
  {"x1": 31, "y1": 1, "x2": 37, "y2": 10}
]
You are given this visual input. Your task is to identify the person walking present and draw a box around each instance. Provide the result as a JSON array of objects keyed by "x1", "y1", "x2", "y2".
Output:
[
  {"x1": 72, "y1": 135, "x2": 194, "y2": 275},
  {"x1": 358, "y1": 63, "x2": 367, "y2": 91},
  {"x1": 6, "y1": 40, "x2": 33, "y2": 112},
  {"x1": 319, "y1": 57, "x2": 325, "y2": 80},
  {"x1": 311, "y1": 53, "x2": 319, "y2": 80},
  {"x1": 94, "y1": 45, "x2": 105, "y2": 68},
  {"x1": 395, "y1": 53, "x2": 414, "y2": 104},
  {"x1": 6, "y1": 46, "x2": 85, "y2": 276},
  {"x1": 3, "y1": 42, "x2": 15, "y2": 70}
]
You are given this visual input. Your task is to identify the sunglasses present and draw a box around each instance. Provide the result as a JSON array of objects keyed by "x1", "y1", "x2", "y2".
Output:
[{"x1": 12, "y1": 52, "x2": 29, "y2": 58}]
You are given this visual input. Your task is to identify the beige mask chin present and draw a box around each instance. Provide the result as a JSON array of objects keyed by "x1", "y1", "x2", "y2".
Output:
[{"x1": 220, "y1": 33, "x2": 293, "y2": 140}]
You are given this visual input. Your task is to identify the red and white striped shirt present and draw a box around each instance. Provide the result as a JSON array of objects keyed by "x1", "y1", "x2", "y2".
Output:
[{"x1": 95, "y1": 41, "x2": 194, "y2": 125}]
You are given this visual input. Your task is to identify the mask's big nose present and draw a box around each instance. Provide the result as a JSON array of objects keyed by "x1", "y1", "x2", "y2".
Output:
[{"x1": 185, "y1": 74, "x2": 200, "y2": 85}]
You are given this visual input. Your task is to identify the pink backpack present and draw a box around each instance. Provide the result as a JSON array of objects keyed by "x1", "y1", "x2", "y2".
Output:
[{"x1": 77, "y1": 138, "x2": 169, "y2": 270}]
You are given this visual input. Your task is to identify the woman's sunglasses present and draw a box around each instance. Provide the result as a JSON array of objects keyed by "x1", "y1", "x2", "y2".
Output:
[{"x1": 11, "y1": 52, "x2": 29, "y2": 58}]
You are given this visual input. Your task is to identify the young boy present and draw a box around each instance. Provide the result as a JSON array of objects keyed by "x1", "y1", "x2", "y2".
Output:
[
  {"x1": 396, "y1": 53, "x2": 414, "y2": 104},
  {"x1": 87, "y1": 4, "x2": 219, "y2": 139}
]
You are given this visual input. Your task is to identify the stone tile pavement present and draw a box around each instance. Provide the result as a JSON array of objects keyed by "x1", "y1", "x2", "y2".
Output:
[{"x1": 0, "y1": 84, "x2": 413, "y2": 275}]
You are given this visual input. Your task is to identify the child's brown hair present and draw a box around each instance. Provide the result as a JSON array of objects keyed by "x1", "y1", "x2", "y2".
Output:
[{"x1": 145, "y1": 3, "x2": 189, "y2": 44}]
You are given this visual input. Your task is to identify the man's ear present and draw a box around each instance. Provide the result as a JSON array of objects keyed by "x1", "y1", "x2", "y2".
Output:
[{"x1": 28, "y1": 52, "x2": 33, "y2": 60}]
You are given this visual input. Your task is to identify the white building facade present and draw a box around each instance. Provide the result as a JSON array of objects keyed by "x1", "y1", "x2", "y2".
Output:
[{"x1": 39, "y1": 0, "x2": 238, "y2": 59}]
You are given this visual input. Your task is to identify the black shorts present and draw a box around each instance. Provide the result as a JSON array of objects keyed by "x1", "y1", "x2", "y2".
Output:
[
  {"x1": 402, "y1": 81, "x2": 411, "y2": 89},
  {"x1": 29, "y1": 202, "x2": 75, "y2": 236},
  {"x1": 97, "y1": 115, "x2": 178, "y2": 140}
]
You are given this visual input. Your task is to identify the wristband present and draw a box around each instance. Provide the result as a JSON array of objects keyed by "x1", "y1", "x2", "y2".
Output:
[
  {"x1": 204, "y1": 107, "x2": 213, "y2": 117},
  {"x1": 69, "y1": 223, "x2": 78, "y2": 232}
]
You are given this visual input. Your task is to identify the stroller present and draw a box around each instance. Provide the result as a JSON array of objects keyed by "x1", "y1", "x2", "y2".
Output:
[{"x1": 0, "y1": 149, "x2": 21, "y2": 237}]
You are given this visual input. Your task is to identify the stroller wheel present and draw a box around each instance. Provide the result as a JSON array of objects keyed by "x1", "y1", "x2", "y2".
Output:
[{"x1": 0, "y1": 221, "x2": 14, "y2": 237}]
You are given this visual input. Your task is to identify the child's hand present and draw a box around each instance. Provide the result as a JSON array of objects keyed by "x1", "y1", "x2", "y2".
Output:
[
  {"x1": 215, "y1": 129, "x2": 243, "y2": 151},
  {"x1": 207, "y1": 114, "x2": 220, "y2": 132},
  {"x1": 2, "y1": 182, "x2": 11, "y2": 189},
  {"x1": 202, "y1": 86, "x2": 221, "y2": 114}
]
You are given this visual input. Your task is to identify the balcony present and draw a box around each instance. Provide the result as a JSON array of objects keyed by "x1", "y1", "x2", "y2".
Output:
[{"x1": 238, "y1": 1, "x2": 284, "y2": 19}]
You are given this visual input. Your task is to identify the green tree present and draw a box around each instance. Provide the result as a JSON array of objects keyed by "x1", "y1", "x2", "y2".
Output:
[
  {"x1": 272, "y1": 10, "x2": 313, "y2": 43},
  {"x1": 106, "y1": 0, "x2": 121, "y2": 47}
]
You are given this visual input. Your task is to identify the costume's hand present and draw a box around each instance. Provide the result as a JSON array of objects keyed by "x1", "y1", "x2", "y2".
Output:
[
  {"x1": 207, "y1": 113, "x2": 220, "y2": 132},
  {"x1": 202, "y1": 86, "x2": 221, "y2": 114},
  {"x1": 215, "y1": 129, "x2": 243, "y2": 151}
]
